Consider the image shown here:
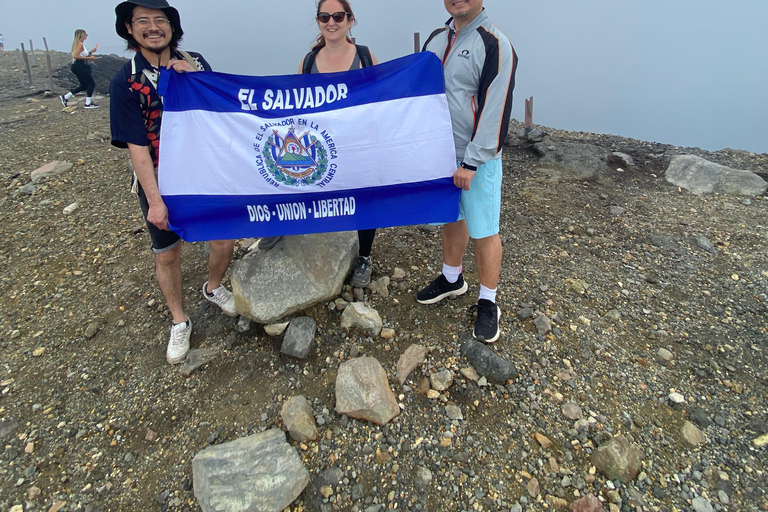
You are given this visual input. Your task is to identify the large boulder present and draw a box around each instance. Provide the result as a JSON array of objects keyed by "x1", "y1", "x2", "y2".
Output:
[
  {"x1": 665, "y1": 155, "x2": 767, "y2": 196},
  {"x1": 232, "y1": 232, "x2": 357, "y2": 324},
  {"x1": 534, "y1": 141, "x2": 610, "y2": 180},
  {"x1": 192, "y1": 429, "x2": 309, "y2": 512}
]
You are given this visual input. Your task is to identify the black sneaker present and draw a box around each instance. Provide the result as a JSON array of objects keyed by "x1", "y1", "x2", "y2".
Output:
[
  {"x1": 84, "y1": 103, "x2": 100, "y2": 109},
  {"x1": 416, "y1": 273, "x2": 468, "y2": 305},
  {"x1": 350, "y1": 256, "x2": 372, "y2": 288},
  {"x1": 258, "y1": 236, "x2": 282, "y2": 250},
  {"x1": 59, "y1": 95, "x2": 68, "y2": 107},
  {"x1": 470, "y1": 299, "x2": 501, "y2": 343}
]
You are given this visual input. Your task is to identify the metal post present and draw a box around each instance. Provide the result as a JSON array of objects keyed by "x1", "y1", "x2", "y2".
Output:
[
  {"x1": 29, "y1": 39, "x2": 36, "y2": 66},
  {"x1": 44, "y1": 37, "x2": 54, "y2": 92},
  {"x1": 20, "y1": 43, "x2": 32, "y2": 87},
  {"x1": 414, "y1": 33, "x2": 421, "y2": 53}
]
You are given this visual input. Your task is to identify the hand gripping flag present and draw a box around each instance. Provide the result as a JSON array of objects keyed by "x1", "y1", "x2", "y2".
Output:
[{"x1": 157, "y1": 52, "x2": 459, "y2": 241}]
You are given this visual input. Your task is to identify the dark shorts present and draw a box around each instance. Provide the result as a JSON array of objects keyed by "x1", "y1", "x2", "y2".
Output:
[{"x1": 136, "y1": 181, "x2": 182, "y2": 253}]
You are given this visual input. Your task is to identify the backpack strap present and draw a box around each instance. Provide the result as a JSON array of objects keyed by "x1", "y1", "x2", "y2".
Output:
[
  {"x1": 178, "y1": 50, "x2": 205, "y2": 71},
  {"x1": 355, "y1": 44, "x2": 373, "y2": 68},
  {"x1": 301, "y1": 49, "x2": 320, "y2": 75},
  {"x1": 302, "y1": 45, "x2": 373, "y2": 74}
]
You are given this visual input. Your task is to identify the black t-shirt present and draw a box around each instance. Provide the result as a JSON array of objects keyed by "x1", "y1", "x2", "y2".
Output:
[{"x1": 109, "y1": 50, "x2": 211, "y2": 167}]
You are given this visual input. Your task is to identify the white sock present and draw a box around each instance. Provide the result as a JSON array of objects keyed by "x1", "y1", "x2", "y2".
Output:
[
  {"x1": 85, "y1": 97, "x2": 92, "y2": 105},
  {"x1": 442, "y1": 263, "x2": 462, "y2": 284},
  {"x1": 479, "y1": 285, "x2": 497, "y2": 303},
  {"x1": 64, "y1": 92, "x2": 73, "y2": 100}
]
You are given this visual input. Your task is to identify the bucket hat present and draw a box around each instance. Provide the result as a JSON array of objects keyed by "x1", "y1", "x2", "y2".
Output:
[{"x1": 115, "y1": 0, "x2": 183, "y2": 41}]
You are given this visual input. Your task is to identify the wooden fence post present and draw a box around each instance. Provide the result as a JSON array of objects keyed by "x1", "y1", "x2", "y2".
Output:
[
  {"x1": 44, "y1": 37, "x2": 54, "y2": 92},
  {"x1": 414, "y1": 33, "x2": 421, "y2": 53},
  {"x1": 20, "y1": 43, "x2": 32, "y2": 87},
  {"x1": 524, "y1": 96, "x2": 534, "y2": 134},
  {"x1": 16, "y1": 49, "x2": 25, "y2": 85},
  {"x1": 29, "y1": 39, "x2": 36, "y2": 66}
]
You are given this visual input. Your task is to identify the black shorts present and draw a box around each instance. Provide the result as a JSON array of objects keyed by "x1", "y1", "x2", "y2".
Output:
[{"x1": 136, "y1": 181, "x2": 182, "y2": 253}]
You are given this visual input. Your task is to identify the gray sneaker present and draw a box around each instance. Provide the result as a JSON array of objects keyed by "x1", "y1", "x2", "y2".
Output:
[
  {"x1": 202, "y1": 281, "x2": 237, "y2": 317},
  {"x1": 166, "y1": 320, "x2": 191, "y2": 365},
  {"x1": 350, "y1": 256, "x2": 372, "y2": 288}
]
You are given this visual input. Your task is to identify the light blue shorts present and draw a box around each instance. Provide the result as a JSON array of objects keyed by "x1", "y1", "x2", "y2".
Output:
[{"x1": 457, "y1": 159, "x2": 502, "y2": 239}]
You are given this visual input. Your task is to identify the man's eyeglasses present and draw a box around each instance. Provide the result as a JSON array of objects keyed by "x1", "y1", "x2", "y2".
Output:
[
  {"x1": 132, "y1": 17, "x2": 170, "y2": 28},
  {"x1": 317, "y1": 11, "x2": 350, "y2": 24}
]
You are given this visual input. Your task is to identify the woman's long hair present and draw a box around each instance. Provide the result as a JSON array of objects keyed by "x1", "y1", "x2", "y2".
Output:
[
  {"x1": 311, "y1": 0, "x2": 357, "y2": 51},
  {"x1": 70, "y1": 29, "x2": 86, "y2": 56}
]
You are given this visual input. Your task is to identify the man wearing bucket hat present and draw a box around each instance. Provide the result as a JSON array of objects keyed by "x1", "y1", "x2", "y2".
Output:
[{"x1": 110, "y1": 0, "x2": 237, "y2": 365}]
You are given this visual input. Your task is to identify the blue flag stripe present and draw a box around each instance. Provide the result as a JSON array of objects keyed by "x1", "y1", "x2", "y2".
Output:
[
  {"x1": 165, "y1": 178, "x2": 461, "y2": 242},
  {"x1": 159, "y1": 52, "x2": 446, "y2": 118}
]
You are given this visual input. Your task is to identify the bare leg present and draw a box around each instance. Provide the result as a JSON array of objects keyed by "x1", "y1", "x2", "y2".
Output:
[
  {"x1": 155, "y1": 243, "x2": 186, "y2": 324},
  {"x1": 442, "y1": 220, "x2": 470, "y2": 268},
  {"x1": 474, "y1": 233, "x2": 502, "y2": 290},
  {"x1": 206, "y1": 239, "x2": 234, "y2": 292}
]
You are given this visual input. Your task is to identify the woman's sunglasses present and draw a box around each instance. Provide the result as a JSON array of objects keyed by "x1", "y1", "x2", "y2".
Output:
[{"x1": 317, "y1": 11, "x2": 351, "y2": 23}]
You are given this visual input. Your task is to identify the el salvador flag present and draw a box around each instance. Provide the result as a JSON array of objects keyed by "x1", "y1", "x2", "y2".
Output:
[{"x1": 157, "y1": 52, "x2": 459, "y2": 242}]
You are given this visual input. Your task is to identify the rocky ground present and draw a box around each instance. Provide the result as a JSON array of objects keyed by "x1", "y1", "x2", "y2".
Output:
[{"x1": 1, "y1": 51, "x2": 767, "y2": 512}]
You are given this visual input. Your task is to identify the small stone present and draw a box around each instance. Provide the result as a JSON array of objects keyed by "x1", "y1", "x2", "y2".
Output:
[
  {"x1": 430, "y1": 369, "x2": 454, "y2": 391},
  {"x1": 24, "y1": 442, "x2": 34, "y2": 454},
  {"x1": 460, "y1": 367, "x2": 480, "y2": 382},
  {"x1": 526, "y1": 477, "x2": 540, "y2": 497},
  {"x1": 692, "y1": 496, "x2": 713, "y2": 512},
  {"x1": 28, "y1": 486, "x2": 42, "y2": 500},
  {"x1": 445, "y1": 404, "x2": 463, "y2": 421},
  {"x1": 264, "y1": 322, "x2": 289, "y2": 336},
  {"x1": 535, "y1": 433, "x2": 552, "y2": 449},
  {"x1": 180, "y1": 347, "x2": 219, "y2": 377},
  {"x1": 682, "y1": 421, "x2": 706, "y2": 447},
  {"x1": 415, "y1": 467, "x2": 432, "y2": 488},
  {"x1": 562, "y1": 402, "x2": 583, "y2": 420},
  {"x1": 668, "y1": 392, "x2": 685, "y2": 404},
  {"x1": 235, "y1": 317, "x2": 252, "y2": 333},
  {"x1": 32, "y1": 347, "x2": 45, "y2": 357},
  {"x1": 391, "y1": 268, "x2": 406, "y2": 281},
  {"x1": 63, "y1": 202, "x2": 80, "y2": 215},
  {"x1": 569, "y1": 494, "x2": 604, "y2": 512},
  {"x1": 427, "y1": 390, "x2": 440, "y2": 399},
  {"x1": 145, "y1": 429, "x2": 158, "y2": 442},
  {"x1": 380, "y1": 328, "x2": 396, "y2": 339},
  {"x1": 48, "y1": 501, "x2": 67, "y2": 512},
  {"x1": 84, "y1": 322, "x2": 100, "y2": 339},
  {"x1": 657, "y1": 348, "x2": 674, "y2": 361}
]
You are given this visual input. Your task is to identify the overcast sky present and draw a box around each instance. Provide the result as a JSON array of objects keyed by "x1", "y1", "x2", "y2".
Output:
[{"x1": 2, "y1": 0, "x2": 767, "y2": 153}]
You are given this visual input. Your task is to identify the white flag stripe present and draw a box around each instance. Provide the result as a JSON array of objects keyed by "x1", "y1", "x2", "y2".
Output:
[{"x1": 158, "y1": 94, "x2": 456, "y2": 197}]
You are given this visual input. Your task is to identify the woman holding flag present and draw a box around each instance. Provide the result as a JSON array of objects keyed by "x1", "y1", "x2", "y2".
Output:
[{"x1": 297, "y1": 0, "x2": 380, "y2": 288}]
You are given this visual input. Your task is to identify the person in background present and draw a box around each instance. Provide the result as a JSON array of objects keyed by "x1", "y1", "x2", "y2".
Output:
[
  {"x1": 110, "y1": 0, "x2": 236, "y2": 365},
  {"x1": 0, "y1": 33, "x2": 5, "y2": 51},
  {"x1": 297, "y1": 0, "x2": 379, "y2": 288},
  {"x1": 417, "y1": 0, "x2": 517, "y2": 344},
  {"x1": 59, "y1": 29, "x2": 100, "y2": 109}
]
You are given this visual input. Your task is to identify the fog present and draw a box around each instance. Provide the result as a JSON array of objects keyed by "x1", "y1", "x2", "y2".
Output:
[{"x1": 2, "y1": 0, "x2": 766, "y2": 152}]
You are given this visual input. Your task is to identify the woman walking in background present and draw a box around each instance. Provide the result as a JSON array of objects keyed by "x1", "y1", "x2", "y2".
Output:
[
  {"x1": 59, "y1": 29, "x2": 100, "y2": 109},
  {"x1": 299, "y1": 0, "x2": 379, "y2": 287}
]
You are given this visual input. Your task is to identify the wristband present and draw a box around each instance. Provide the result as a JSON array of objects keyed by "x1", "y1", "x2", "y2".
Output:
[{"x1": 460, "y1": 161, "x2": 477, "y2": 172}]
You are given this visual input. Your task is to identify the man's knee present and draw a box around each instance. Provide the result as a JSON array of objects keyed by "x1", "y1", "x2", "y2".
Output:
[
  {"x1": 209, "y1": 239, "x2": 234, "y2": 255},
  {"x1": 155, "y1": 244, "x2": 182, "y2": 268}
]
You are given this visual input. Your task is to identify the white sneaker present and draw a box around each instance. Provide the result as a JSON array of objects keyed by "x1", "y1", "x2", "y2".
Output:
[
  {"x1": 202, "y1": 281, "x2": 237, "y2": 317},
  {"x1": 166, "y1": 320, "x2": 191, "y2": 365}
]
